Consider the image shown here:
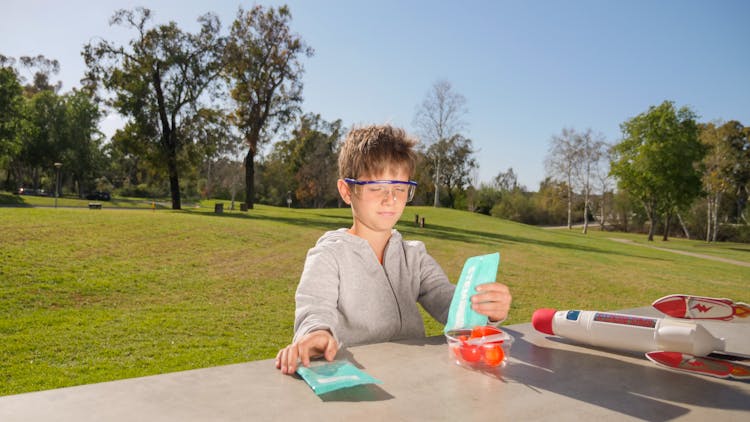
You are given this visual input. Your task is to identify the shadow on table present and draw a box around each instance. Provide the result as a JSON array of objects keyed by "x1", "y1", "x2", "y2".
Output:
[
  {"x1": 316, "y1": 336, "x2": 450, "y2": 402},
  {"x1": 313, "y1": 348, "x2": 395, "y2": 403},
  {"x1": 503, "y1": 327, "x2": 750, "y2": 421}
]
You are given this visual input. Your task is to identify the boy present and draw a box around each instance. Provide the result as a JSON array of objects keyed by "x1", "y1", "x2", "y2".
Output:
[{"x1": 275, "y1": 125, "x2": 511, "y2": 375}]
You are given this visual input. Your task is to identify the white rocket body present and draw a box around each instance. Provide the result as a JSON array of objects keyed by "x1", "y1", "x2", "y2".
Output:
[{"x1": 533, "y1": 309, "x2": 725, "y2": 356}]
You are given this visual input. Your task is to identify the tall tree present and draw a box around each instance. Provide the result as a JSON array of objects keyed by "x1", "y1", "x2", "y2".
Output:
[
  {"x1": 494, "y1": 167, "x2": 519, "y2": 192},
  {"x1": 545, "y1": 127, "x2": 580, "y2": 229},
  {"x1": 224, "y1": 5, "x2": 313, "y2": 209},
  {"x1": 62, "y1": 88, "x2": 104, "y2": 196},
  {"x1": 0, "y1": 65, "x2": 23, "y2": 168},
  {"x1": 610, "y1": 101, "x2": 704, "y2": 241},
  {"x1": 574, "y1": 129, "x2": 607, "y2": 234},
  {"x1": 700, "y1": 122, "x2": 734, "y2": 241},
  {"x1": 700, "y1": 120, "x2": 750, "y2": 240},
  {"x1": 413, "y1": 80, "x2": 468, "y2": 207},
  {"x1": 19, "y1": 55, "x2": 62, "y2": 95},
  {"x1": 290, "y1": 114, "x2": 341, "y2": 208},
  {"x1": 83, "y1": 7, "x2": 224, "y2": 209},
  {"x1": 438, "y1": 134, "x2": 476, "y2": 208},
  {"x1": 17, "y1": 89, "x2": 68, "y2": 190}
]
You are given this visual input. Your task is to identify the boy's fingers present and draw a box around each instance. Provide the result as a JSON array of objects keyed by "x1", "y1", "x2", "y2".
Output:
[
  {"x1": 299, "y1": 345, "x2": 312, "y2": 368},
  {"x1": 324, "y1": 338, "x2": 338, "y2": 361},
  {"x1": 284, "y1": 348, "x2": 299, "y2": 374}
]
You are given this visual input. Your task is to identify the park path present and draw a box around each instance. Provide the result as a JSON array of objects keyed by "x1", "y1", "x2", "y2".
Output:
[{"x1": 608, "y1": 237, "x2": 750, "y2": 268}]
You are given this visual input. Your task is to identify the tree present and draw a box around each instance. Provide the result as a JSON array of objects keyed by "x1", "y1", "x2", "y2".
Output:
[
  {"x1": 83, "y1": 7, "x2": 225, "y2": 209},
  {"x1": 290, "y1": 115, "x2": 341, "y2": 208},
  {"x1": 62, "y1": 89, "x2": 104, "y2": 196},
  {"x1": 179, "y1": 107, "x2": 239, "y2": 199},
  {"x1": 700, "y1": 121, "x2": 750, "y2": 240},
  {"x1": 413, "y1": 80, "x2": 468, "y2": 207},
  {"x1": 700, "y1": 122, "x2": 734, "y2": 241},
  {"x1": 224, "y1": 5, "x2": 313, "y2": 209},
  {"x1": 212, "y1": 157, "x2": 245, "y2": 209},
  {"x1": 574, "y1": 129, "x2": 607, "y2": 234},
  {"x1": 610, "y1": 101, "x2": 704, "y2": 241},
  {"x1": 422, "y1": 134, "x2": 477, "y2": 208},
  {"x1": 0, "y1": 65, "x2": 23, "y2": 168},
  {"x1": 16, "y1": 89, "x2": 68, "y2": 190},
  {"x1": 593, "y1": 154, "x2": 614, "y2": 230},
  {"x1": 545, "y1": 127, "x2": 580, "y2": 229},
  {"x1": 258, "y1": 114, "x2": 341, "y2": 207},
  {"x1": 494, "y1": 167, "x2": 519, "y2": 192},
  {"x1": 18, "y1": 55, "x2": 62, "y2": 95}
]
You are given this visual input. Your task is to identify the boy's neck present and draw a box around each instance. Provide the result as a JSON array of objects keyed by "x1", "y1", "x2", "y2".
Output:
[{"x1": 347, "y1": 226, "x2": 392, "y2": 263}]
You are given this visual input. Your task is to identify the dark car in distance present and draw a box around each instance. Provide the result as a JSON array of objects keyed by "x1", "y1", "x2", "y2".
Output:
[
  {"x1": 86, "y1": 191, "x2": 111, "y2": 201},
  {"x1": 17, "y1": 187, "x2": 48, "y2": 196}
]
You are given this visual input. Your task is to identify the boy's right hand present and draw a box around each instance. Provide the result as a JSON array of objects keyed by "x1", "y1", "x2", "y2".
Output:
[{"x1": 275, "y1": 329, "x2": 339, "y2": 375}]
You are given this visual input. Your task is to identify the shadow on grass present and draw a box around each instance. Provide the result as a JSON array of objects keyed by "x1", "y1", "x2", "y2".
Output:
[
  {"x1": 188, "y1": 209, "x2": 666, "y2": 262},
  {"x1": 0, "y1": 193, "x2": 32, "y2": 206}
]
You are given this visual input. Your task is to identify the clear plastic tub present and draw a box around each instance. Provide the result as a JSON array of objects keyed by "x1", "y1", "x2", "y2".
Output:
[{"x1": 445, "y1": 326, "x2": 513, "y2": 370}]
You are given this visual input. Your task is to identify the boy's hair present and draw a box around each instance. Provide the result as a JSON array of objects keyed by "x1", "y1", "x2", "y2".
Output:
[{"x1": 338, "y1": 125, "x2": 418, "y2": 179}]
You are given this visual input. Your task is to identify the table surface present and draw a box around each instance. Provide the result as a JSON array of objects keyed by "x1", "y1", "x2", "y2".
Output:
[{"x1": 1, "y1": 307, "x2": 748, "y2": 421}]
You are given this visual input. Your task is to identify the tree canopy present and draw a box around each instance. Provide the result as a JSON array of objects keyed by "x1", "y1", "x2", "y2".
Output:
[
  {"x1": 83, "y1": 7, "x2": 225, "y2": 209},
  {"x1": 224, "y1": 5, "x2": 313, "y2": 209},
  {"x1": 610, "y1": 101, "x2": 704, "y2": 241}
]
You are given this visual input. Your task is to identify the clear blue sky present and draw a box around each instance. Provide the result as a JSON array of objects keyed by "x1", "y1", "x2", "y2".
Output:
[{"x1": 3, "y1": 0, "x2": 749, "y2": 190}]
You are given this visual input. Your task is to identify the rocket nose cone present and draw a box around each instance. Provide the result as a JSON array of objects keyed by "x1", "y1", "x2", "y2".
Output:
[{"x1": 532, "y1": 308, "x2": 557, "y2": 335}]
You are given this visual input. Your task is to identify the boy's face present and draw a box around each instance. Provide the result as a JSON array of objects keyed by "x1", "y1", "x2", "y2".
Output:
[{"x1": 338, "y1": 167, "x2": 412, "y2": 237}]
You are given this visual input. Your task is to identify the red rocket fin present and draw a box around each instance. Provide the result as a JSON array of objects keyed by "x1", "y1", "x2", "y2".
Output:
[
  {"x1": 646, "y1": 351, "x2": 750, "y2": 380},
  {"x1": 652, "y1": 294, "x2": 750, "y2": 322}
]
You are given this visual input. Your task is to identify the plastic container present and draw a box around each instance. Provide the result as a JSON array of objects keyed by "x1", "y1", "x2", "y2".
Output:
[{"x1": 445, "y1": 326, "x2": 514, "y2": 370}]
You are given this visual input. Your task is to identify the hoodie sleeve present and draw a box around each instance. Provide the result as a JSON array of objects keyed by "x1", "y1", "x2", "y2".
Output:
[
  {"x1": 413, "y1": 243, "x2": 455, "y2": 325},
  {"x1": 293, "y1": 244, "x2": 342, "y2": 344}
]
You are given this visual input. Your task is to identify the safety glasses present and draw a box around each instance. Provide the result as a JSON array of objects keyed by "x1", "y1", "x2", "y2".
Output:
[{"x1": 344, "y1": 178, "x2": 418, "y2": 203}]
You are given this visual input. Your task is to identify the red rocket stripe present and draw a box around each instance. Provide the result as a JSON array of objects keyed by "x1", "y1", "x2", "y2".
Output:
[{"x1": 645, "y1": 352, "x2": 750, "y2": 379}]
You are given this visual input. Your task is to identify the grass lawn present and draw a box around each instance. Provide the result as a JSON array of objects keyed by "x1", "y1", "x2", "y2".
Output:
[{"x1": 1, "y1": 203, "x2": 748, "y2": 395}]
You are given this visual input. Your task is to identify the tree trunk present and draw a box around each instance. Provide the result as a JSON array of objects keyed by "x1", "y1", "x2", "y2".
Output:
[
  {"x1": 677, "y1": 212, "x2": 690, "y2": 239},
  {"x1": 582, "y1": 199, "x2": 589, "y2": 234},
  {"x1": 662, "y1": 212, "x2": 672, "y2": 241},
  {"x1": 164, "y1": 131, "x2": 181, "y2": 210},
  {"x1": 706, "y1": 196, "x2": 712, "y2": 242},
  {"x1": 712, "y1": 193, "x2": 721, "y2": 242},
  {"x1": 566, "y1": 184, "x2": 573, "y2": 229},
  {"x1": 645, "y1": 202, "x2": 656, "y2": 241},
  {"x1": 581, "y1": 184, "x2": 589, "y2": 234},
  {"x1": 433, "y1": 159, "x2": 440, "y2": 207},
  {"x1": 244, "y1": 149, "x2": 255, "y2": 210}
]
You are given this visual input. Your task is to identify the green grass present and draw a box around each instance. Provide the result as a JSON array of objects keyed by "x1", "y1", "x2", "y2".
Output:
[
  {"x1": 1, "y1": 204, "x2": 748, "y2": 396},
  {"x1": 0, "y1": 191, "x2": 175, "y2": 209}
]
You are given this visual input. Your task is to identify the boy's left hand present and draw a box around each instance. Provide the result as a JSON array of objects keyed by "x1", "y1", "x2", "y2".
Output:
[{"x1": 471, "y1": 282, "x2": 512, "y2": 323}]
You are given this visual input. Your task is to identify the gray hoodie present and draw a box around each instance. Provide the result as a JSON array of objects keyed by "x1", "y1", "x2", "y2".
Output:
[{"x1": 293, "y1": 228, "x2": 455, "y2": 346}]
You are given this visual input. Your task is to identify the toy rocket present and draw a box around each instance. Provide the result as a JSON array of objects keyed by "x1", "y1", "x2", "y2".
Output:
[{"x1": 532, "y1": 294, "x2": 750, "y2": 379}]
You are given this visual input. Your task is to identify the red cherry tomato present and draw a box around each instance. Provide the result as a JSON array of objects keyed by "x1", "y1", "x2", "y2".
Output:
[
  {"x1": 482, "y1": 344, "x2": 505, "y2": 366},
  {"x1": 460, "y1": 344, "x2": 482, "y2": 363},
  {"x1": 470, "y1": 326, "x2": 501, "y2": 339},
  {"x1": 451, "y1": 343, "x2": 463, "y2": 359}
]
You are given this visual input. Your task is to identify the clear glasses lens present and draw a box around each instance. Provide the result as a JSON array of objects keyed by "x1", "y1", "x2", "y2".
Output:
[{"x1": 351, "y1": 181, "x2": 416, "y2": 202}]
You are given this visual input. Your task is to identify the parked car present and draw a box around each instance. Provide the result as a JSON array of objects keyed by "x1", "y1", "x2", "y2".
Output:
[
  {"x1": 86, "y1": 191, "x2": 111, "y2": 201},
  {"x1": 17, "y1": 187, "x2": 48, "y2": 196}
]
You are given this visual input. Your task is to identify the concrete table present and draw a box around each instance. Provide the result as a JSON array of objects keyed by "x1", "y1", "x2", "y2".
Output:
[{"x1": 1, "y1": 307, "x2": 748, "y2": 421}]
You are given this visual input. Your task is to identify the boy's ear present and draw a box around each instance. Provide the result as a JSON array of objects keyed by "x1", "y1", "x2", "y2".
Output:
[{"x1": 337, "y1": 179, "x2": 352, "y2": 204}]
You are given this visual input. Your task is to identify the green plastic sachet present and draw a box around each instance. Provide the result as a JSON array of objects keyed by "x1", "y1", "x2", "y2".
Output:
[
  {"x1": 444, "y1": 252, "x2": 500, "y2": 333},
  {"x1": 296, "y1": 360, "x2": 382, "y2": 396}
]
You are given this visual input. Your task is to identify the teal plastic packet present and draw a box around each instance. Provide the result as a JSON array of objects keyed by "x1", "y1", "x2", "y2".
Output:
[
  {"x1": 296, "y1": 360, "x2": 382, "y2": 396},
  {"x1": 444, "y1": 252, "x2": 500, "y2": 333}
]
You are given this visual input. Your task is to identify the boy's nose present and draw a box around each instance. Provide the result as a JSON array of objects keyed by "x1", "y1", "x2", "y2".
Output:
[{"x1": 380, "y1": 187, "x2": 398, "y2": 203}]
